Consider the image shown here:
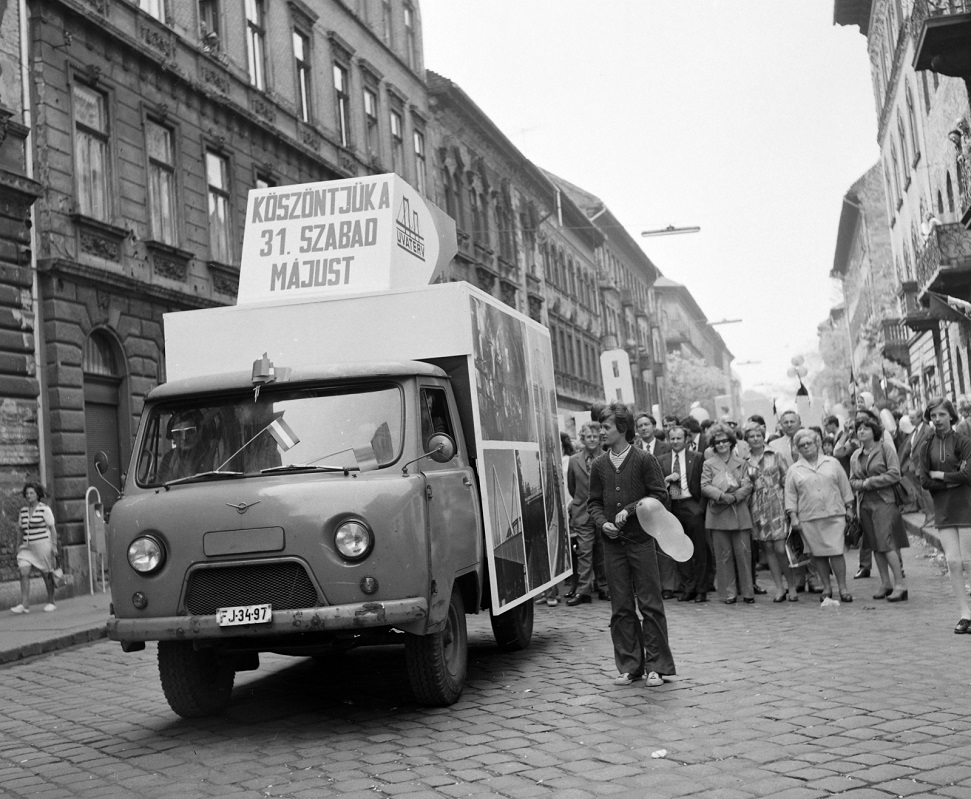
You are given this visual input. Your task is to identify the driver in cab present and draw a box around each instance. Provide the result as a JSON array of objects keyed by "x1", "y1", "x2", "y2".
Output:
[{"x1": 160, "y1": 410, "x2": 211, "y2": 481}]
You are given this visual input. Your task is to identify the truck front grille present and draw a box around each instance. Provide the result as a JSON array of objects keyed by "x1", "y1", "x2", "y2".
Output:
[{"x1": 184, "y1": 562, "x2": 320, "y2": 615}]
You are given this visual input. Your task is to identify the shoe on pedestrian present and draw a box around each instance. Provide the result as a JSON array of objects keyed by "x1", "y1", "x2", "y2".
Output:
[
  {"x1": 786, "y1": 592, "x2": 799, "y2": 602},
  {"x1": 597, "y1": 590, "x2": 611, "y2": 601},
  {"x1": 839, "y1": 592, "x2": 853, "y2": 603},
  {"x1": 955, "y1": 618, "x2": 971, "y2": 634},
  {"x1": 854, "y1": 567, "x2": 871, "y2": 579},
  {"x1": 566, "y1": 593, "x2": 592, "y2": 606},
  {"x1": 872, "y1": 587, "x2": 893, "y2": 600},
  {"x1": 43, "y1": 603, "x2": 56, "y2": 612},
  {"x1": 534, "y1": 595, "x2": 548, "y2": 604},
  {"x1": 742, "y1": 597, "x2": 755, "y2": 604},
  {"x1": 645, "y1": 671, "x2": 664, "y2": 687},
  {"x1": 661, "y1": 590, "x2": 675, "y2": 600},
  {"x1": 9, "y1": 604, "x2": 29, "y2": 614},
  {"x1": 612, "y1": 672, "x2": 643, "y2": 686},
  {"x1": 723, "y1": 597, "x2": 736, "y2": 605},
  {"x1": 772, "y1": 592, "x2": 787, "y2": 603},
  {"x1": 886, "y1": 588, "x2": 908, "y2": 603},
  {"x1": 545, "y1": 597, "x2": 559, "y2": 607},
  {"x1": 694, "y1": 593, "x2": 708, "y2": 603},
  {"x1": 678, "y1": 592, "x2": 696, "y2": 602},
  {"x1": 753, "y1": 584, "x2": 767, "y2": 595},
  {"x1": 564, "y1": 590, "x2": 577, "y2": 600}
]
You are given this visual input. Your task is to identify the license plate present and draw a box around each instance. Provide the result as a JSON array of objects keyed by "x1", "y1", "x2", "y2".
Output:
[{"x1": 216, "y1": 604, "x2": 272, "y2": 626}]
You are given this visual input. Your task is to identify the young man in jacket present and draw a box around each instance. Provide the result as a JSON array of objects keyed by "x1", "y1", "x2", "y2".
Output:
[{"x1": 587, "y1": 402, "x2": 676, "y2": 687}]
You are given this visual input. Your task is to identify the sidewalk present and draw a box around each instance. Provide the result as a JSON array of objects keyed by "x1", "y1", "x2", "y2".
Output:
[{"x1": 0, "y1": 589, "x2": 111, "y2": 665}]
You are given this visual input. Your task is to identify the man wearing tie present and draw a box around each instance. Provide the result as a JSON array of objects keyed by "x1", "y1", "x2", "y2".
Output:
[
  {"x1": 658, "y1": 426, "x2": 710, "y2": 602},
  {"x1": 635, "y1": 413, "x2": 671, "y2": 458},
  {"x1": 566, "y1": 422, "x2": 609, "y2": 605}
]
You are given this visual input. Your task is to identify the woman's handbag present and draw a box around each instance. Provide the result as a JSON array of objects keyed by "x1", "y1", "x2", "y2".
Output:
[
  {"x1": 844, "y1": 515, "x2": 863, "y2": 548},
  {"x1": 785, "y1": 528, "x2": 813, "y2": 568},
  {"x1": 51, "y1": 556, "x2": 66, "y2": 588}
]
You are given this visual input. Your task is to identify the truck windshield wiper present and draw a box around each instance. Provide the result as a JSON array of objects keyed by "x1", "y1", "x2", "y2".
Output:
[
  {"x1": 260, "y1": 463, "x2": 353, "y2": 474},
  {"x1": 163, "y1": 470, "x2": 246, "y2": 488}
]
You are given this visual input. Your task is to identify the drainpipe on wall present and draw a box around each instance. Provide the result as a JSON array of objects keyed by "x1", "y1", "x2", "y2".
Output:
[{"x1": 20, "y1": 0, "x2": 48, "y2": 484}]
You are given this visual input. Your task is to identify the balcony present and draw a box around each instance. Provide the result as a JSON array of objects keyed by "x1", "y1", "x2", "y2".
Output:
[
  {"x1": 881, "y1": 318, "x2": 911, "y2": 368},
  {"x1": 914, "y1": 221, "x2": 971, "y2": 297},
  {"x1": 900, "y1": 281, "x2": 938, "y2": 332},
  {"x1": 911, "y1": 0, "x2": 971, "y2": 79}
]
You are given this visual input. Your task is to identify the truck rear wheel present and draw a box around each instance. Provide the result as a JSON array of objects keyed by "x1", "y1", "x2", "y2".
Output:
[
  {"x1": 158, "y1": 640, "x2": 235, "y2": 718},
  {"x1": 404, "y1": 585, "x2": 467, "y2": 706},
  {"x1": 490, "y1": 598, "x2": 533, "y2": 652}
]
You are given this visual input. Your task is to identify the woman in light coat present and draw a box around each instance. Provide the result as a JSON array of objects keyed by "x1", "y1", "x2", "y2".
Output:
[
  {"x1": 785, "y1": 429, "x2": 855, "y2": 602},
  {"x1": 701, "y1": 423, "x2": 754, "y2": 604}
]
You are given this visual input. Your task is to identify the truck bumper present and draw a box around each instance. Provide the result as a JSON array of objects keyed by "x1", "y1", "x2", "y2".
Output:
[{"x1": 107, "y1": 597, "x2": 428, "y2": 642}]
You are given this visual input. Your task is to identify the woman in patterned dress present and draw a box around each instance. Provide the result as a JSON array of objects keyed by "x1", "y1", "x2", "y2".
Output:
[
  {"x1": 743, "y1": 422, "x2": 794, "y2": 602},
  {"x1": 11, "y1": 482, "x2": 59, "y2": 614}
]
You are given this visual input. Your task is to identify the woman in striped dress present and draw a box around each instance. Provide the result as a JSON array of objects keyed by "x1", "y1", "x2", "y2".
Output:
[{"x1": 11, "y1": 482, "x2": 58, "y2": 613}]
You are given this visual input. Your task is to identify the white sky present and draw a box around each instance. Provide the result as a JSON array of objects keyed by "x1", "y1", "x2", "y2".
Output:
[{"x1": 420, "y1": 0, "x2": 879, "y2": 396}]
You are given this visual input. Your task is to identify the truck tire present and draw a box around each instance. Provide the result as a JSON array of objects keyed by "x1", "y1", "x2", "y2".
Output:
[
  {"x1": 404, "y1": 586, "x2": 467, "y2": 706},
  {"x1": 157, "y1": 640, "x2": 235, "y2": 718},
  {"x1": 489, "y1": 599, "x2": 533, "y2": 652}
]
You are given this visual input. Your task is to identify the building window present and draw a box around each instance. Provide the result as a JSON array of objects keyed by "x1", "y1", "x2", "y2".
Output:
[
  {"x1": 452, "y1": 171, "x2": 465, "y2": 231},
  {"x1": 479, "y1": 192, "x2": 489, "y2": 246},
  {"x1": 245, "y1": 0, "x2": 266, "y2": 90},
  {"x1": 199, "y1": 0, "x2": 219, "y2": 39},
  {"x1": 390, "y1": 109, "x2": 403, "y2": 174},
  {"x1": 140, "y1": 0, "x2": 167, "y2": 22},
  {"x1": 334, "y1": 64, "x2": 351, "y2": 147},
  {"x1": 293, "y1": 30, "x2": 312, "y2": 122},
  {"x1": 206, "y1": 150, "x2": 231, "y2": 264},
  {"x1": 469, "y1": 187, "x2": 481, "y2": 243},
  {"x1": 146, "y1": 120, "x2": 177, "y2": 245},
  {"x1": 413, "y1": 129, "x2": 426, "y2": 195},
  {"x1": 890, "y1": 141, "x2": 902, "y2": 208},
  {"x1": 72, "y1": 84, "x2": 110, "y2": 221},
  {"x1": 906, "y1": 84, "x2": 920, "y2": 165},
  {"x1": 364, "y1": 87, "x2": 378, "y2": 156},
  {"x1": 382, "y1": 0, "x2": 393, "y2": 46},
  {"x1": 255, "y1": 174, "x2": 275, "y2": 190},
  {"x1": 947, "y1": 172, "x2": 955, "y2": 213},
  {"x1": 897, "y1": 115, "x2": 910, "y2": 183},
  {"x1": 404, "y1": 3, "x2": 417, "y2": 70}
]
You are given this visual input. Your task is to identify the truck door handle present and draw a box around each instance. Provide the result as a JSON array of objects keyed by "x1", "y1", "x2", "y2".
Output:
[{"x1": 462, "y1": 477, "x2": 472, "y2": 487}]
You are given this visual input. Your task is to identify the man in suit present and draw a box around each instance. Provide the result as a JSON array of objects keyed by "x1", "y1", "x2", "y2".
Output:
[
  {"x1": 635, "y1": 413, "x2": 671, "y2": 458},
  {"x1": 657, "y1": 425, "x2": 710, "y2": 602},
  {"x1": 899, "y1": 405, "x2": 935, "y2": 527},
  {"x1": 566, "y1": 422, "x2": 609, "y2": 605},
  {"x1": 768, "y1": 410, "x2": 800, "y2": 466}
]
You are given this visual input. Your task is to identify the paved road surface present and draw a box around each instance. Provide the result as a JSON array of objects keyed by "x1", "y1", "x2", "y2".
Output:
[{"x1": 2, "y1": 535, "x2": 970, "y2": 798}]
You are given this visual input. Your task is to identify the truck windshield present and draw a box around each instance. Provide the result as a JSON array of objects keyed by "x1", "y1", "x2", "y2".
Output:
[{"x1": 134, "y1": 384, "x2": 403, "y2": 487}]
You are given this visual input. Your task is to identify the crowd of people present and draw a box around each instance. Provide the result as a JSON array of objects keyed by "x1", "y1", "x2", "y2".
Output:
[{"x1": 554, "y1": 393, "x2": 971, "y2": 687}]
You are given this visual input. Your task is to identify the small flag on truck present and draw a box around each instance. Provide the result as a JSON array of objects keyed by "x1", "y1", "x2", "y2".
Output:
[{"x1": 267, "y1": 416, "x2": 300, "y2": 451}]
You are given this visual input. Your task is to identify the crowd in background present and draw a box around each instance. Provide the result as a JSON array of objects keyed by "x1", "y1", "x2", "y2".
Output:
[{"x1": 554, "y1": 391, "x2": 971, "y2": 637}]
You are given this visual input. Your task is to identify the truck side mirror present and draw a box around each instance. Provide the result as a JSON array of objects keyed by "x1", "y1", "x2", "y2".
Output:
[{"x1": 426, "y1": 433, "x2": 456, "y2": 463}]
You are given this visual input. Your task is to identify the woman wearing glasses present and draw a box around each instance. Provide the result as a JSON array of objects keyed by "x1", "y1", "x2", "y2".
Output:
[
  {"x1": 784, "y1": 429, "x2": 855, "y2": 602},
  {"x1": 849, "y1": 416, "x2": 908, "y2": 602},
  {"x1": 701, "y1": 423, "x2": 755, "y2": 604}
]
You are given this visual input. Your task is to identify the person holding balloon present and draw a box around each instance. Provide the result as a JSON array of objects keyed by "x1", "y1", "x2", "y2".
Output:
[{"x1": 587, "y1": 402, "x2": 677, "y2": 687}]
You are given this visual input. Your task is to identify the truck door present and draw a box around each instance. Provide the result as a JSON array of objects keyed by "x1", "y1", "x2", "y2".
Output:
[{"x1": 419, "y1": 385, "x2": 482, "y2": 591}]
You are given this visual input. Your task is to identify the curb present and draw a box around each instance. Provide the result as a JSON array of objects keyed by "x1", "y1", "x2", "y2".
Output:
[{"x1": 0, "y1": 624, "x2": 108, "y2": 666}]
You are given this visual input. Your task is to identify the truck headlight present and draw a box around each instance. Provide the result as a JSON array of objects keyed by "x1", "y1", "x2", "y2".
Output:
[
  {"x1": 128, "y1": 536, "x2": 165, "y2": 574},
  {"x1": 335, "y1": 520, "x2": 373, "y2": 560}
]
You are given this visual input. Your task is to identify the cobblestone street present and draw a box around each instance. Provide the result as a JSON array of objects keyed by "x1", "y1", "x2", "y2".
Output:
[{"x1": 3, "y1": 535, "x2": 971, "y2": 799}]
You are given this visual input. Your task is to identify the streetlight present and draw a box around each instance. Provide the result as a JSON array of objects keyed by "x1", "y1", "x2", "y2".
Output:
[{"x1": 641, "y1": 225, "x2": 701, "y2": 237}]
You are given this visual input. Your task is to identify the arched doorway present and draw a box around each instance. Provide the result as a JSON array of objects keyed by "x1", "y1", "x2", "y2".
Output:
[{"x1": 83, "y1": 330, "x2": 127, "y2": 513}]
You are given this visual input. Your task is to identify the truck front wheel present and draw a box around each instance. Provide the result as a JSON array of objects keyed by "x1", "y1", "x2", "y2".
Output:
[
  {"x1": 490, "y1": 598, "x2": 533, "y2": 652},
  {"x1": 157, "y1": 640, "x2": 235, "y2": 718},
  {"x1": 404, "y1": 586, "x2": 467, "y2": 706}
]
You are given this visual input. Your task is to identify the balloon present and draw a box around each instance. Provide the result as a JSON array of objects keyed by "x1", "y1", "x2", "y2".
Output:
[
  {"x1": 791, "y1": 355, "x2": 805, "y2": 367},
  {"x1": 635, "y1": 498, "x2": 694, "y2": 562},
  {"x1": 880, "y1": 408, "x2": 897, "y2": 434},
  {"x1": 688, "y1": 406, "x2": 710, "y2": 421},
  {"x1": 787, "y1": 367, "x2": 797, "y2": 378},
  {"x1": 796, "y1": 366, "x2": 808, "y2": 378}
]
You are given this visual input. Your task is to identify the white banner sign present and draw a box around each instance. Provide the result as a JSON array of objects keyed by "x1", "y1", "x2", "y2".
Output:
[{"x1": 238, "y1": 174, "x2": 453, "y2": 304}]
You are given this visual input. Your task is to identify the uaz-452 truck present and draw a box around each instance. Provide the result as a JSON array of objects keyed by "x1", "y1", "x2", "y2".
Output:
[{"x1": 104, "y1": 176, "x2": 570, "y2": 717}]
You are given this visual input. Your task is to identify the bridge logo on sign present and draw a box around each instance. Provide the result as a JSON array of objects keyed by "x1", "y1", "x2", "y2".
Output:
[{"x1": 395, "y1": 197, "x2": 425, "y2": 262}]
